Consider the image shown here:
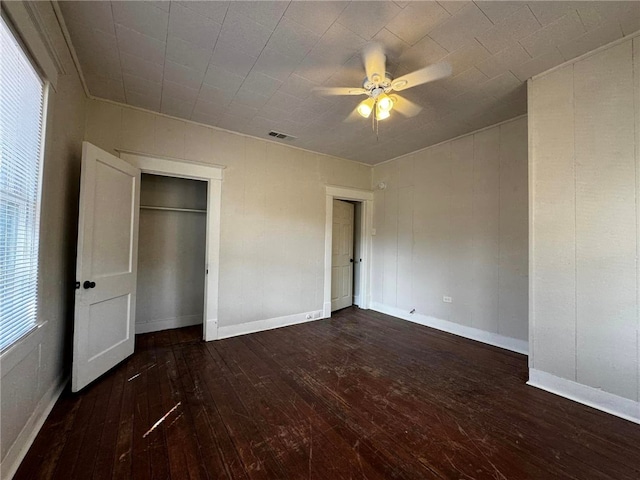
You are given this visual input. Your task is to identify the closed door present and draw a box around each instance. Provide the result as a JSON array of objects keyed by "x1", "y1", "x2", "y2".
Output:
[
  {"x1": 331, "y1": 199, "x2": 354, "y2": 311},
  {"x1": 72, "y1": 142, "x2": 141, "y2": 392}
]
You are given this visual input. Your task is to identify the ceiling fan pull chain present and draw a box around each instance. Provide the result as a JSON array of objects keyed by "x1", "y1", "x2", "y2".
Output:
[{"x1": 371, "y1": 107, "x2": 375, "y2": 133}]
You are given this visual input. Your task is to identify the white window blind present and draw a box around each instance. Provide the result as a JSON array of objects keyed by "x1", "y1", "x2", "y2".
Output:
[{"x1": 0, "y1": 15, "x2": 46, "y2": 352}]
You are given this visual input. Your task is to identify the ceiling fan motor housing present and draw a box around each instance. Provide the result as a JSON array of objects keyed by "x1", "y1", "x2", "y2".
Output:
[{"x1": 363, "y1": 72, "x2": 393, "y2": 94}]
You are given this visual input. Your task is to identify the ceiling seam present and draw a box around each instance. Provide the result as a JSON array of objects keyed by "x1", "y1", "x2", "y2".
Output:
[
  {"x1": 227, "y1": 1, "x2": 293, "y2": 121},
  {"x1": 185, "y1": 1, "x2": 229, "y2": 120},
  {"x1": 158, "y1": 1, "x2": 171, "y2": 115},
  {"x1": 110, "y1": 1, "x2": 127, "y2": 105},
  {"x1": 473, "y1": 1, "x2": 497, "y2": 27},
  {"x1": 526, "y1": 4, "x2": 543, "y2": 30},
  {"x1": 574, "y1": 6, "x2": 588, "y2": 32},
  {"x1": 527, "y1": 4, "x2": 544, "y2": 27}
]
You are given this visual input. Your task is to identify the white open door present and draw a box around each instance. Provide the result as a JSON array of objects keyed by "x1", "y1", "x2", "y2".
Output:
[
  {"x1": 331, "y1": 199, "x2": 354, "y2": 311},
  {"x1": 72, "y1": 142, "x2": 140, "y2": 392}
]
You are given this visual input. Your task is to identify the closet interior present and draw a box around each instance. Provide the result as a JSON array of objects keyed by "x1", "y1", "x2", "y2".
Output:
[{"x1": 136, "y1": 173, "x2": 207, "y2": 334}]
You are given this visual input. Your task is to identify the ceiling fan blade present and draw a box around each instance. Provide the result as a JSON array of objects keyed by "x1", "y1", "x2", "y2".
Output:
[
  {"x1": 344, "y1": 107, "x2": 362, "y2": 123},
  {"x1": 314, "y1": 87, "x2": 368, "y2": 96},
  {"x1": 362, "y1": 42, "x2": 386, "y2": 84},
  {"x1": 391, "y1": 94, "x2": 422, "y2": 117},
  {"x1": 391, "y1": 62, "x2": 452, "y2": 91}
]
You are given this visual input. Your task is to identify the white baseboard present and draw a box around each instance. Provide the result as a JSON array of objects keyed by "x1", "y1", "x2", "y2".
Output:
[
  {"x1": 135, "y1": 314, "x2": 202, "y2": 334},
  {"x1": 528, "y1": 369, "x2": 640, "y2": 424},
  {"x1": 370, "y1": 303, "x2": 529, "y2": 355},
  {"x1": 217, "y1": 310, "x2": 323, "y2": 340},
  {"x1": 1, "y1": 376, "x2": 67, "y2": 480}
]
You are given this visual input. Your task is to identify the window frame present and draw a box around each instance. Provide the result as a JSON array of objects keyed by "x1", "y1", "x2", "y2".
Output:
[{"x1": 0, "y1": 10, "x2": 50, "y2": 360}]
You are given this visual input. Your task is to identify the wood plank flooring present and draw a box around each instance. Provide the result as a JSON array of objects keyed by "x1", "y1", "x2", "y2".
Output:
[{"x1": 14, "y1": 307, "x2": 640, "y2": 479}]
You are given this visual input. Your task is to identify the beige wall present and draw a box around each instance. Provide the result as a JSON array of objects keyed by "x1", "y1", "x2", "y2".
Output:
[
  {"x1": 0, "y1": 2, "x2": 88, "y2": 473},
  {"x1": 84, "y1": 99, "x2": 372, "y2": 330},
  {"x1": 371, "y1": 117, "x2": 528, "y2": 344},
  {"x1": 529, "y1": 35, "x2": 640, "y2": 404}
]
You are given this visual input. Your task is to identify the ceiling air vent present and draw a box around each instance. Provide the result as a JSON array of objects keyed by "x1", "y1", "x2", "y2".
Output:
[{"x1": 268, "y1": 131, "x2": 296, "y2": 141}]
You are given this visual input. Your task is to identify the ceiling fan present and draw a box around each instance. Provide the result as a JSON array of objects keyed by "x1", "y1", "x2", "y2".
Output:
[{"x1": 315, "y1": 43, "x2": 452, "y2": 122}]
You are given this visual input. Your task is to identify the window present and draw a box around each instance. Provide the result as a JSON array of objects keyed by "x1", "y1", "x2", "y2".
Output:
[{"x1": 0, "y1": 15, "x2": 46, "y2": 352}]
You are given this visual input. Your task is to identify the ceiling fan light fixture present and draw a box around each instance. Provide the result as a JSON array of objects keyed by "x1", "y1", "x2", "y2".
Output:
[
  {"x1": 357, "y1": 97, "x2": 375, "y2": 118},
  {"x1": 376, "y1": 108, "x2": 391, "y2": 120},
  {"x1": 377, "y1": 94, "x2": 394, "y2": 113}
]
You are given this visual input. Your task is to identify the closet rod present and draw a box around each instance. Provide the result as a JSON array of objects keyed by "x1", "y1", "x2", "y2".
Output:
[{"x1": 140, "y1": 205, "x2": 206, "y2": 214}]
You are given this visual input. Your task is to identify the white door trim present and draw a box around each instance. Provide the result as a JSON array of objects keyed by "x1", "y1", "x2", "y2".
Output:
[
  {"x1": 119, "y1": 151, "x2": 224, "y2": 341},
  {"x1": 324, "y1": 185, "x2": 373, "y2": 318}
]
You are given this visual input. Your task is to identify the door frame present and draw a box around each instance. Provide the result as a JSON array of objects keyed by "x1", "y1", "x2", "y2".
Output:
[
  {"x1": 323, "y1": 185, "x2": 373, "y2": 318},
  {"x1": 119, "y1": 151, "x2": 224, "y2": 341}
]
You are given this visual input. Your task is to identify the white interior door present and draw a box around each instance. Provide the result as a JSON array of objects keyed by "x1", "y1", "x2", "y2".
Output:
[
  {"x1": 331, "y1": 199, "x2": 354, "y2": 311},
  {"x1": 72, "y1": 142, "x2": 140, "y2": 392}
]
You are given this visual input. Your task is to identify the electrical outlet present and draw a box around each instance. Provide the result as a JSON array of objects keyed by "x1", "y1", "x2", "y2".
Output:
[
  {"x1": 371, "y1": 228, "x2": 377, "y2": 236},
  {"x1": 443, "y1": 296, "x2": 452, "y2": 303}
]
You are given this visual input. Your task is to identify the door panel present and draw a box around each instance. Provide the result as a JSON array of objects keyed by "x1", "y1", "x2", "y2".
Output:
[
  {"x1": 87, "y1": 294, "x2": 130, "y2": 360},
  {"x1": 92, "y1": 161, "x2": 136, "y2": 276},
  {"x1": 331, "y1": 199, "x2": 354, "y2": 311},
  {"x1": 72, "y1": 142, "x2": 140, "y2": 392}
]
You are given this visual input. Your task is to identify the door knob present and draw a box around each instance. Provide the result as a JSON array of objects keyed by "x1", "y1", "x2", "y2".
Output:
[
  {"x1": 350, "y1": 259, "x2": 354, "y2": 263},
  {"x1": 83, "y1": 281, "x2": 96, "y2": 289}
]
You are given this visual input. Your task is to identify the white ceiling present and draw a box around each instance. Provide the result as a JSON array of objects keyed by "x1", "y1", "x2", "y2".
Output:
[{"x1": 59, "y1": 1, "x2": 639, "y2": 165}]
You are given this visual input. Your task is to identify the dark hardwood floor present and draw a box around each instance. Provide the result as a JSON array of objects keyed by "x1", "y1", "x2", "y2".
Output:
[{"x1": 14, "y1": 307, "x2": 640, "y2": 479}]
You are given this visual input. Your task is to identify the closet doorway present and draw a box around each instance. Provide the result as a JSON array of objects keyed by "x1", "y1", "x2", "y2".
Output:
[
  {"x1": 119, "y1": 152, "x2": 223, "y2": 342},
  {"x1": 136, "y1": 174, "x2": 207, "y2": 334}
]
